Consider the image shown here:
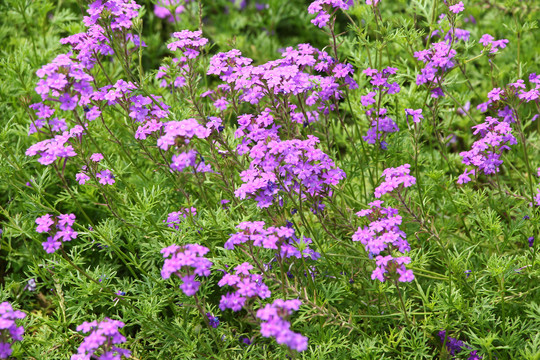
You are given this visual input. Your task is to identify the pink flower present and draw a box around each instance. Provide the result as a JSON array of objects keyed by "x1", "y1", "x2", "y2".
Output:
[{"x1": 449, "y1": 1, "x2": 464, "y2": 14}]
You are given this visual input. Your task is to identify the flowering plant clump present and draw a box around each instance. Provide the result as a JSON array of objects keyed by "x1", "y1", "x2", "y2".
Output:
[
  {"x1": 0, "y1": 303, "x2": 26, "y2": 359},
  {"x1": 2, "y1": 0, "x2": 540, "y2": 358},
  {"x1": 71, "y1": 318, "x2": 130, "y2": 360}
]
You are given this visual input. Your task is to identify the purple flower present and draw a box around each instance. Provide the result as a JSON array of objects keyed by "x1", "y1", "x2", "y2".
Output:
[
  {"x1": 167, "y1": 30, "x2": 208, "y2": 59},
  {"x1": 35, "y1": 214, "x2": 54, "y2": 233},
  {"x1": 374, "y1": 164, "x2": 416, "y2": 198},
  {"x1": 164, "y1": 207, "x2": 197, "y2": 229},
  {"x1": 353, "y1": 201, "x2": 413, "y2": 282},
  {"x1": 457, "y1": 169, "x2": 475, "y2": 184},
  {"x1": 307, "y1": 1, "x2": 351, "y2": 28},
  {"x1": 76, "y1": 172, "x2": 90, "y2": 185},
  {"x1": 225, "y1": 221, "x2": 320, "y2": 260},
  {"x1": 0, "y1": 302, "x2": 26, "y2": 359},
  {"x1": 90, "y1": 153, "x2": 104, "y2": 162},
  {"x1": 96, "y1": 169, "x2": 115, "y2": 185},
  {"x1": 72, "y1": 318, "x2": 130, "y2": 360},
  {"x1": 218, "y1": 263, "x2": 270, "y2": 312},
  {"x1": 479, "y1": 34, "x2": 509, "y2": 53},
  {"x1": 161, "y1": 243, "x2": 212, "y2": 296},
  {"x1": 234, "y1": 136, "x2": 345, "y2": 208},
  {"x1": 206, "y1": 313, "x2": 220, "y2": 328},
  {"x1": 487, "y1": 87, "x2": 504, "y2": 101},
  {"x1": 256, "y1": 299, "x2": 307, "y2": 352},
  {"x1": 460, "y1": 115, "x2": 516, "y2": 176},
  {"x1": 449, "y1": 1, "x2": 464, "y2": 14},
  {"x1": 405, "y1": 108, "x2": 424, "y2": 124},
  {"x1": 35, "y1": 214, "x2": 78, "y2": 253}
]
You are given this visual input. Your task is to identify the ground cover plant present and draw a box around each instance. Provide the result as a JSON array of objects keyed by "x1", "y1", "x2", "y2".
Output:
[{"x1": 1, "y1": 0, "x2": 540, "y2": 359}]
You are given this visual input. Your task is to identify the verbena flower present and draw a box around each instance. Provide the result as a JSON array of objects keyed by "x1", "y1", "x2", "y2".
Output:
[
  {"x1": 28, "y1": 0, "x2": 144, "y2": 168},
  {"x1": 206, "y1": 313, "x2": 220, "y2": 328},
  {"x1": 96, "y1": 169, "x2": 115, "y2": 185},
  {"x1": 415, "y1": 41, "x2": 456, "y2": 97},
  {"x1": 438, "y1": 330, "x2": 482, "y2": 359},
  {"x1": 234, "y1": 136, "x2": 345, "y2": 208},
  {"x1": 71, "y1": 318, "x2": 131, "y2": 360},
  {"x1": 449, "y1": 1, "x2": 465, "y2": 14},
  {"x1": 0, "y1": 302, "x2": 26, "y2": 359},
  {"x1": 225, "y1": 221, "x2": 320, "y2": 260},
  {"x1": 459, "y1": 116, "x2": 516, "y2": 176},
  {"x1": 256, "y1": 299, "x2": 308, "y2": 352},
  {"x1": 307, "y1": 0, "x2": 352, "y2": 28},
  {"x1": 164, "y1": 207, "x2": 197, "y2": 230},
  {"x1": 361, "y1": 68, "x2": 401, "y2": 145},
  {"x1": 161, "y1": 244, "x2": 212, "y2": 296},
  {"x1": 479, "y1": 34, "x2": 509, "y2": 54},
  {"x1": 405, "y1": 108, "x2": 424, "y2": 124},
  {"x1": 374, "y1": 164, "x2": 416, "y2": 198},
  {"x1": 218, "y1": 262, "x2": 271, "y2": 311},
  {"x1": 353, "y1": 201, "x2": 414, "y2": 282},
  {"x1": 35, "y1": 213, "x2": 78, "y2": 253}
]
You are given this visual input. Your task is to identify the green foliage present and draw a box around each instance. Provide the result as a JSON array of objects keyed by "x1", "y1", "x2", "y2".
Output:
[{"x1": 1, "y1": 0, "x2": 539, "y2": 359}]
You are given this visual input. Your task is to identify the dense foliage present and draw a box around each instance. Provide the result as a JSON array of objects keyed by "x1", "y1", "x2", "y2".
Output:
[{"x1": 1, "y1": 0, "x2": 539, "y2": 359}]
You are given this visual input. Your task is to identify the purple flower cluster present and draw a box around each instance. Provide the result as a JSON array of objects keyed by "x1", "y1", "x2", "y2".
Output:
[
  {"x1": 438, "y1": 330, "x2": 482, "y2": 360},
  {"x1": 168, "y1": 30, "x2": 208, "y2": 59},
  {"x1": 459, "y1": 115, "x2": 516, "y2": 178},
  {"x1": 35, "y1": 213, "x2": 78, "y2": 253},
  {"x1": 164, "y1": 207, "x2": 197, "y2": 229},
  {"x1": 26, "y1": 125, "x2": 83, "y2": 165},
  {"x1": 218, "y1": 262, "x2": 271, "y2": 311},
  {"x1": 353, "y1": 201, "x2": 414, "y2": 282},
  {"x1": 478, "y1": 76, "x2": 540, "y2": 112},
  {"x1": 71, "y1": 318, "x2": 131, "y2": 360},
  {"x1": 206, "y1": 313, "x2": 220, "y2": 328},
  {"x1": 77, "y1": 160, "x2": 116, "y2": 185},
  {"x1": 429, "y1": 13, "x2": 470, "y2": 44},
  {"x1": 374, "y1": 164, "x2": 416, "y2": 198},
  {"x1": 361, "y1": 67, "x2": 401, "y2": 145},
  {"x1": 256, "y1": 299, "x2": 308, "y2": 352},
  {"x1": 479, "y1": 34, "x2": 509, "y2": 54},
  {"x1": 234, "y1": 136, "x2": 345, "y2": 208},
  {"x1": 405, "y1": 108, "x2": 424, "y2": 124},
  {"x1": 208, "y1": 43, "x2": 357, "y2": 129},
  {"x1": 415, "y1": 41, "x2": 456, "y2": 97},
  {"x1": 225, "y1": 221, "x2": 320, "y2": 260},
  {"x1": 157, "y1": 118, "x2": 213, "y2": 173},
  {"x1": 161, "y1": 244, "x2": 212, "y2": 296},
  {"x1": 448, "y1": 1, "x2": 465, "y2": 14},
  {"x1": 0, "y1": 302, "x2": 26, "y2": 359},
  {"x1": 307, "y1": 0, "x2": 352, "y2": 28}
]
